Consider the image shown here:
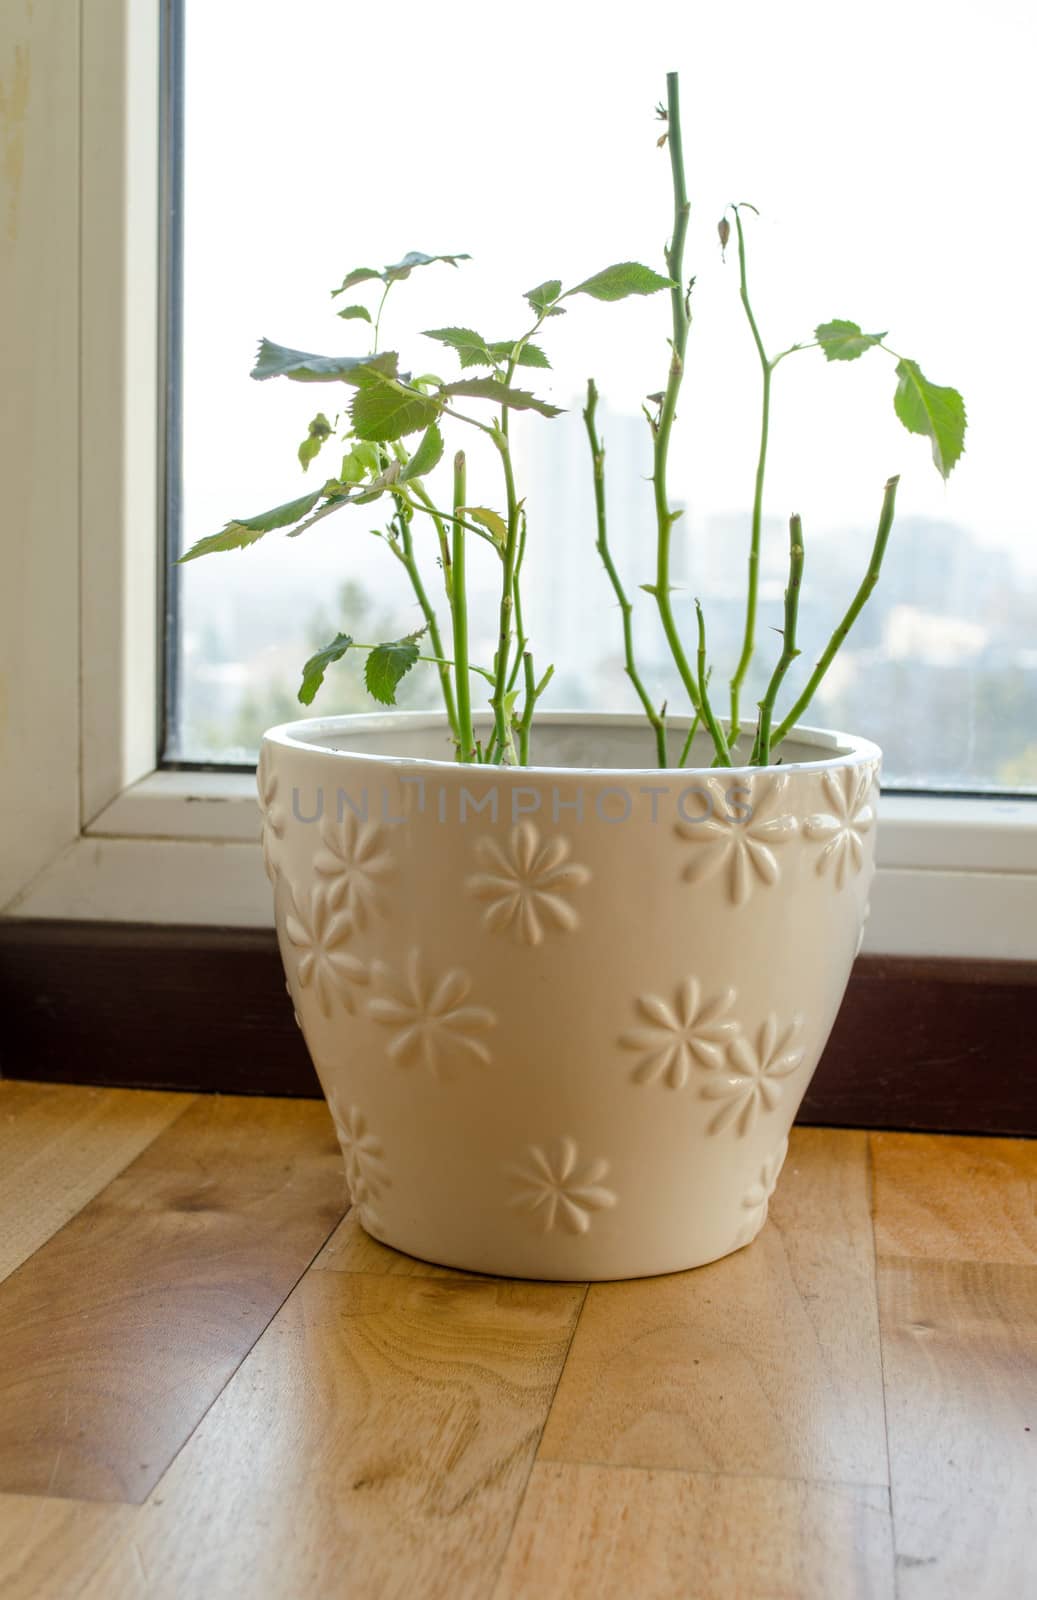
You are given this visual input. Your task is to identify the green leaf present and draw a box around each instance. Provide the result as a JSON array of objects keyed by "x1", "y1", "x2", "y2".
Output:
[
  {"x1": 251, "y1": 339, "x2": 398, "y2": 385},
  {"x1": 815, "y1": 319, "x2": 887, "y2": 361},
  {"x1": 336, "y1": 303, "x2": 372, "y2": 323},
  {"x1": 422, "y1": 326, "x2": 494, "y2": 368},
  {"x1": 487, "y1": 340, "x2": 551, "y2": 369},
  {"x1": 339, "y1": 440, "x2": 382, "y2": 485},
  {"x1": 893, "y1": 358, "x2": 967, "y2": 480},
  {"x1": 177, "y1": 489, "x2": 323, "y2": 562},
  {"x1": 400, "y1": 422, "x2": 445, "y2": 481},
  {"x1": 298, "y1": 633, "x2": 354, "y2": 706},
  {"x1": 458, "y1": 505, "x2": 508, "y2": 545},
  {"x1": 382, "y1": 250, "x2": 470, "y2": 281},
  {"x1": 525, "y1": 279, "x2": 563, "y2": 315},
  {"x1": 441, "y1": 377, "x2": 563, "y2": 417},
  {"x1": 364, "y1": 629, "x2": 426, "y2": 705},
  {"x1": 564, "y1": 262, "x2": 675, "y2": 302},
  {"x1": 350, "y1": 373, "x2": 443, "y2": 442},
  {"x1": 331, "y1": 267, "x2": 381, "y2": 296},
  {"x1": 298, "y1": 412, "x2": 333, "y2": 472}
]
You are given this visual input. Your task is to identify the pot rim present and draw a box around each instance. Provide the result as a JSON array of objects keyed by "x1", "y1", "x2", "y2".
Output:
[{"x1": 262, "y1": 710, "x2": 881, "y2": 779}]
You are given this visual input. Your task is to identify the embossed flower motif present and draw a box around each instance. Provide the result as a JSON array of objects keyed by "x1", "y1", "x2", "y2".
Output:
[
  {"x1": 284, "y1": 885, "x2": 369, "y2": 1016},
  {"x1": 507, "y1": 1137, "x2": 617, "y2": 1235},
  {"x1": 257, "y1": 747, "x2": 287, "y2": 883},
  {"x1": 700, "y1": 1014, "x2": 805, "y2": 1136},
  {"x1": 466, "y1": 821, "x2": 591, "y2": 945},
  {"x1": 327, "y1": 1099, "x2": 390, "y2": 1231},
  {"x1": 675, "y1": 773, "x2": 798, "y2": 906},
  {"x1": 621, "y1": 978, "x2": 739, "y2": 1088},
  {"x1": 314, "y1": 812, "x2": 394, "y2": 929},
  {"x1": 367, "y1": 949, "x2": 495, "y2": 1079},
  {"x1": 735, "y1": 1135, "x2": 790, "y2": 1246},
  {"x1": 802, "y1": 765, "x2": 877, "y2": 887}
]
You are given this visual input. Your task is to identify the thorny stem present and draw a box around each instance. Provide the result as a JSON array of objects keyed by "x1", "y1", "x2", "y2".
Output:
[
  {"x1": 694, "y1": 601, "x2": 732, "y2": 766},
  {"x1": 728, "y1": 204, "x2": 772, "y2": 751},
  {"x1": 488, "y1": 424, "x2": 521, "y2": 763},
  {"x1": 451, "y1": 451, "x2": 475, "y2": 761},
  {"x1": 584, "y1": 378, "x2": 668, "y2": 767},
  {"x1": 394, "y1": 503, "x2": 458, "y2": 740},
  {"x1": 653, "y1": 71, "x2": 702, "y2": 722},
  {"x1": 770, "y1": 475, "x2": 900, "y2": 748},
  {"x1": 506, "y1": 511, "x2": 530, "y2": 697},
  {"x1": 752, "y1": 514, "x2": 804, "y2": 766}
]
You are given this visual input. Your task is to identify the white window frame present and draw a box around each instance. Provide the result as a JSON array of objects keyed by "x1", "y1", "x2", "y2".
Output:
[{"x1": 2, "y1": 0, "x2": 1036, "y2": 959}]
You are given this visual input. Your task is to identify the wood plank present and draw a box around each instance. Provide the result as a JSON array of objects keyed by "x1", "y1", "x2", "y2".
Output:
[
  {"x1": 0, "y1": 1096, "x2": 348, "y2": 1503},
  {"x1": 494, "y1": 1462, "x2": 895, "y2": 1600},
  {"x1": 878, "y1": 1258, "x2": 1037, "y2": 1599},
  {"x1": 80, "y1": 1271, "x2": 585, "y2": 1600},
  {"x1": 313, "y1": 1208, "x2": 481, "y2": 1279},
  {"x1": 0, "y1": 1080, "x2": 189, "y2": 1283},
  {"x1": 871, "y1": 1132, "x2": 1037, "y2": 1264},
  {"x1": 0, "y1": 1493, "x2": 133, "y2": 1600},
  {"x1": 539, "y1": 1128, "x2": 888, "y2": 1483}
]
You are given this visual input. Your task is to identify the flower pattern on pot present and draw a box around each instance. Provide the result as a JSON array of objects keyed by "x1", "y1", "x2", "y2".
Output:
[
  {"x1": 802, "y1": 764, "x2": 876, "y2": 887},
  {"x1": 466, "y1": 821, "x2": 591, "y2": 945},
  {"x1": 314, "y1": 812, "x2": 394, "y2": 929},
  {"x1": 675, "y1": 773, "x2": 798, "y2": 907},
  {"x1": 701, "y1": 1014, "x2": 805, "y2": 1135},
  {"x1": 257, "y1": 746, "x2": 287, "y2": 883},
  {"x1": 327, "y1": 1099, "x2": 390, "y2": 1232},
  {"x1": 284, "y1": 885, "x2": 369, "y2": 1017},
  {"x1": 735, "y1": 1135, "x2": 790, "y2": 1246},
  {"x1": 621, "y1": 978, "x2": 739, "y2": 1089},
  {"x1": 368, "y1": 949, "x2": 496, "y2": 1079},
  {"x1": 507, "y1": 1137, "x2": 617, "y2": 1235}
]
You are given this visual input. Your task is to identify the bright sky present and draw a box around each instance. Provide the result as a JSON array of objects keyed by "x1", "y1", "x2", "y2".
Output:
[{"x1": 181, "y1": 0, "x2": 1036, "y2": 592}]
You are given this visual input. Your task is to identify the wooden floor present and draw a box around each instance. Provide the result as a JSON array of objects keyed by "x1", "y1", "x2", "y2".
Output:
[{"x1": 0, "y1": 1084, "x2": 1033, "y2": 1599}]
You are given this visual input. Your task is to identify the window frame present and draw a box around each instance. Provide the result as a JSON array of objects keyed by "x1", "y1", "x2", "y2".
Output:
[{"x1": 1, "y1": 0, "x2": 1035, "y2": 961}]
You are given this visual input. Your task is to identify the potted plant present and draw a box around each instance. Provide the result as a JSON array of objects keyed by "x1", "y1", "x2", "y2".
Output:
[{"x1": 182, "y1": 71, "x2": 964, "y2": 1279}]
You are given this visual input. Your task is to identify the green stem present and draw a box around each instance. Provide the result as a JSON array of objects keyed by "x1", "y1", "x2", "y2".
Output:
[
  {"x1": 584, "y1": 378, "x2": 668, "y2": 767},
  {"x1": 518, "y1": 660, "x2": 554, "y2": 766},
  {"x1": 728, "y1": 205, "x2": 772, "y2": 751},
  {"x1": 770, "y1": 475, "x2": 900, "y2": 746},
  {"x1": 752, "y1": 514, "x2": 804, "y2": 767},
  {"x1": 653, "y1": 71, "x2": 702, "y2": 723},
  {"x1": 676, "y1": 705, "x2": 703, "y2": 768},
  {"x1": 394, "y1": 503, "x2": 458, "y2": 740},
  {"x1": 451, "y1": 450, "x2": 475, "y2": 762},
  {"x1": 506, "y1": 511, "x2": 529, "y2": 697},
  {"x1": 694, "y1": 601, "x2": 732, "y2": 766},
  {"x1": 372, "y1": 280, "x2": 393, "y2": 352},
  {"x1": 488, "y1": 424, "x2": 521, "y2": 763}
]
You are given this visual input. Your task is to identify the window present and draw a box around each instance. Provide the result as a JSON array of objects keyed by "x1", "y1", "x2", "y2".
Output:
[{"x1": 168, "y1": 0, "x2": 1037, "y2": 793}]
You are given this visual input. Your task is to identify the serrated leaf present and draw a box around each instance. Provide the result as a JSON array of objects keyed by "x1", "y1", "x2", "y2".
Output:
[
  {"x1": 893, "y1": 359, "x2": 967, "y2": 480},
  {"x1": 364, "y1": 629, "x2": 426, "y2": 705},
  {"x1": 458, "y1": 505, "x2": 508, "y2": 544},
  {"x1": 422, "y1": 326, "x2": 494, "y2": 368},
  {"x1": 565, "y1": 262, "x2": 675, "y2": 302},
  {"x1": 815, "y1": 319, "x2": 887, "y2": 361},
  {"x1": 525, "y1": 278, "x2": 563, "y2": 314},
  {"x1": 298, "y1": 633, "x2": 354, "y2": 706},
  {"x1": 178, "y1": 489, "x2": 323, "y2": 562},
  {"x1": 336, "y1": 303, "x2": 372, "y2": 323},
  {"x1": 488, "y1": 340, "x2": 551, "y2": 369},
  {"x1": 441, "y1": 377, "x2": 563, "y2": 417},
  {"x1": 298, "y1": 412, "x2": 333, "y2": 472},
  {"x1": 332, "y1": 267, "x2": 382, "y2": 296},
  {"x1": 350, "y1": 373, "x2": 443, "y2": 442},
  {"x1": 382, "y1": 250, "x2": 470, "y2": 281},
  {"x1": 251, "y1": 339, "x2": 398, "y2": 385},
  {"x1": 400, "y1": 422, "x2": 445, "y2": 481}
]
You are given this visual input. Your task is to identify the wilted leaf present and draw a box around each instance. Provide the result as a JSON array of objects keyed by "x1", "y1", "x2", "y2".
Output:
[
  {"x1": 251, "y1": 339, "x2": 398, "y2": 384},
  {"x1": 177, "y1": 489, "x2": 323, "y2": 562},
  {"x1": 331, "y1": 267, "x2": 382, "y2": 296},
  {"x1": 298, "y1": 412, "x2": 333, "y2": 472},
  {"x1": 893, "y1": 359, "x2": 967, "y2": 479},
  {"x1": 815, "y1": 319, "x2": 887, "y2": 361},
  {"x1": 400, "y1": 422, "x2": 445, "y2": 481},
  {"x1": 298, "y1": 633, "x2": 354, "y2": 705},
  {"x1": 565, "y1": 262, "x2": 675, "y2": 302},
  {"x1": 339, "y1": 440, "x2": 382, "y2": 485},
  {"x1": 336, "y1": 304, "x2": 372, "y2": 323},
  {"x1": 350, "y1": 373, "x2": 443, "y2": 441},
  {"x1": 383, "y1": 250, "x2": 470, "y2": 281},
  {"x1": 364, "y1": 629, "x2": 426, "y2": 705},
  {"x1": 441, "y1": 377, "x2": 563, "y2": 417},
  {"x1": 457, "y1": 505, "x2": 508, "y2": 544},
  {"x1": 422, "y1": 326, "x2": 494, "y2": 368}
]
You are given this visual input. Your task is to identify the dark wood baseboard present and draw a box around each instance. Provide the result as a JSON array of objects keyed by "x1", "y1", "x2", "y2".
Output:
[{"x1": 1, "y1": 919, "x2": 1034, "y2": 1135}]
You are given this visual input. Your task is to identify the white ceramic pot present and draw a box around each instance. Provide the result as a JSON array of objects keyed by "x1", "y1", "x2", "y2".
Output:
[{"x1": 259, "y1": 712, "x2": 880, "y2": 1280}]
